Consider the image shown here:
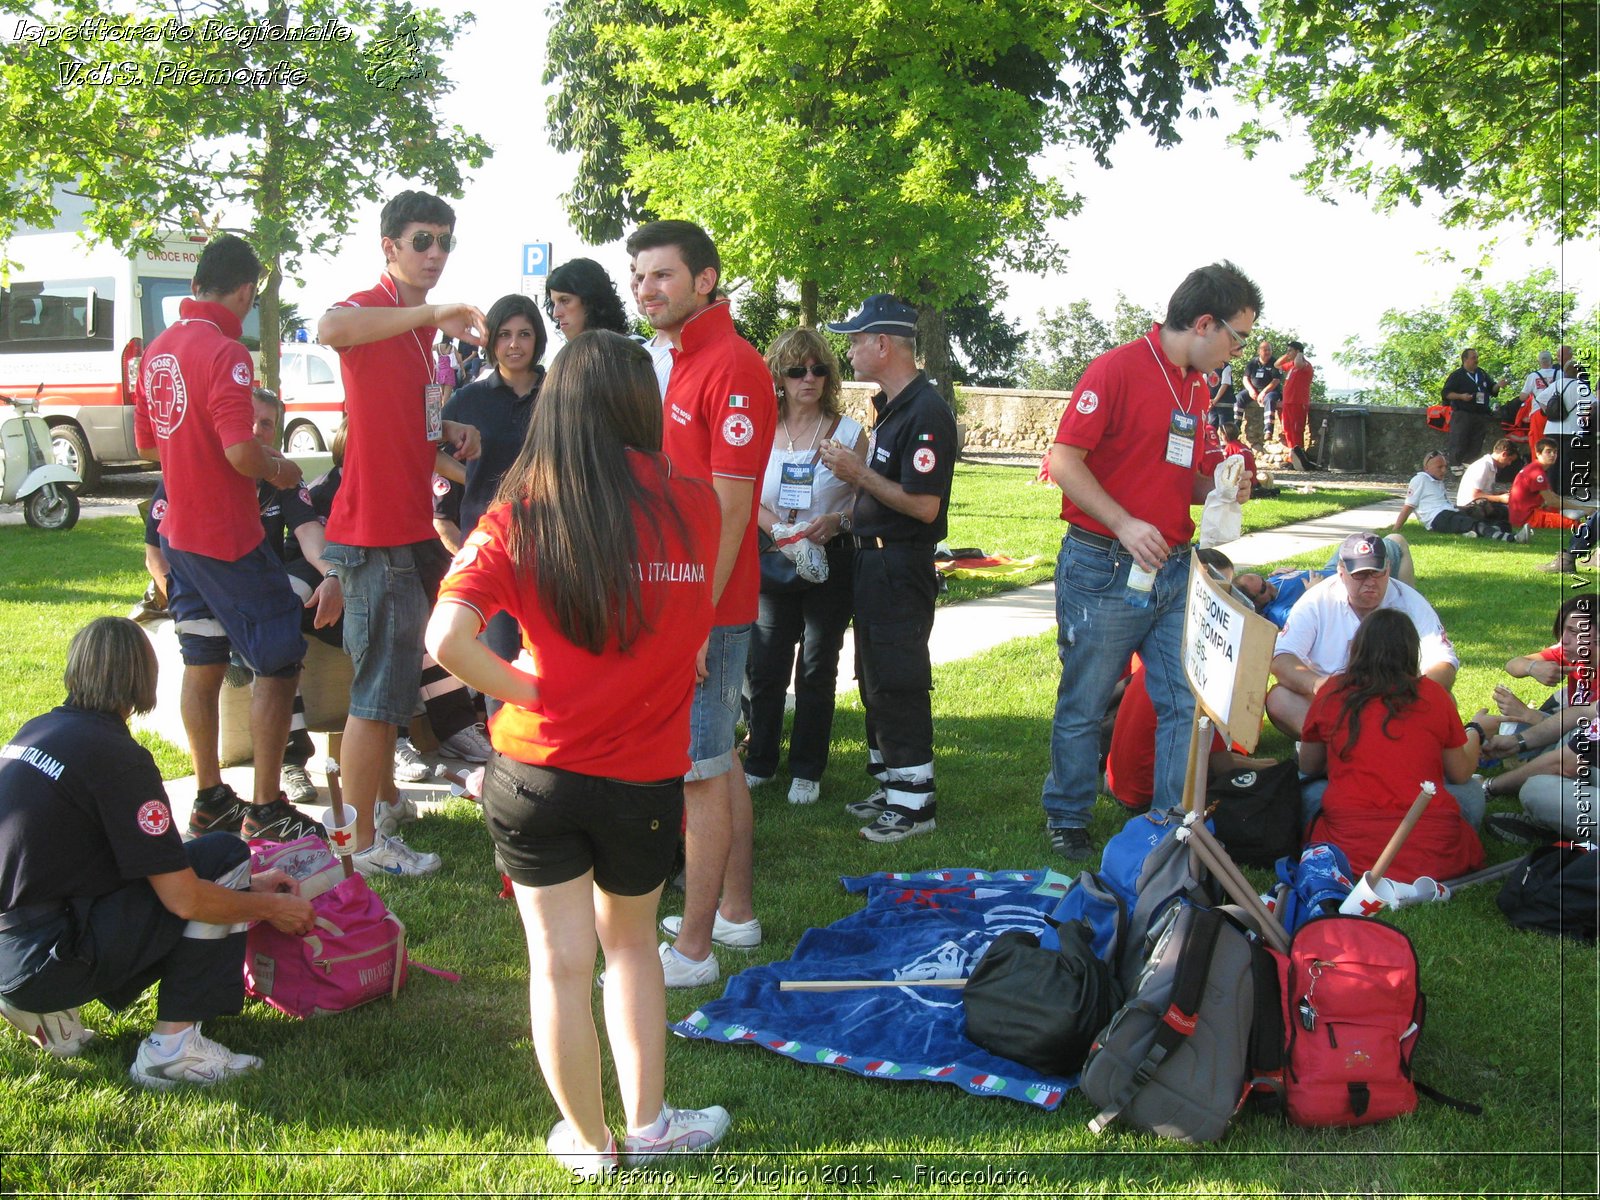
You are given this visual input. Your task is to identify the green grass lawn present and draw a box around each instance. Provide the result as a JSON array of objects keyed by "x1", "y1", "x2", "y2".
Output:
[
  {"x1": 2, "y1": 497, "x2": 1595, "y2": 1196},
  {"x1": 941, "y1": 464, "x2": 1384, "y2": 604}
]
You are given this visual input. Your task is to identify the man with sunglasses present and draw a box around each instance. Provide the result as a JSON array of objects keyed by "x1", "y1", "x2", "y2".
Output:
[
  {"x1": 626, "y1": 220, "x2": 775, "y2": 986},
  {"x1": 315, "y1": 190, "x2": 486, "y2": 879},
  {"x1": 1038, "y1": 262, "x2": 1261, "y2": 861},
  {"x1": 133, "y1": 235, "x2": 324, "y2": 845},
  {"x1": 819, "y1": 295, "x2": 957, "y2": 844}
]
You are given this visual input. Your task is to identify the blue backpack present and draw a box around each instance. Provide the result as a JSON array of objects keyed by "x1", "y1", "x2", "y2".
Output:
[{"x1": 1273, "y1": 842, "x2": 1356, "y2": 934}]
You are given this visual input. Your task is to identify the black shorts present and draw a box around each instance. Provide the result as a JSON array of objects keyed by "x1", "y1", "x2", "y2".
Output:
[{"x1": 483, "y1": 755, "x2": 683, "y2": 894}]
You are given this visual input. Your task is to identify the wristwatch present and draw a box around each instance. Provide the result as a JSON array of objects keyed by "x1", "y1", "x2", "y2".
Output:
[{"x1": 838, "y1": 512, "x2": 852, "y2": 533}]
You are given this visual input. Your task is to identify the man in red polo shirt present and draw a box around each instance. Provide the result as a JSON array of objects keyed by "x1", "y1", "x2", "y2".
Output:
[
  {"x1": 1510, "y1": 438, "x2": 1585, "y2": 534},
  {"x1": 1040, "y1": 262, "x2": 1262, "y2": 861},
  {"x1": 133, "y1": 235, "x2": 322, "y2": 843},
  {"x1": 316, "y1": 190, "x2": 485, "y2": 878},
  {"x1": 627, "y1": 220, "x2": 775, "y2": 987}
]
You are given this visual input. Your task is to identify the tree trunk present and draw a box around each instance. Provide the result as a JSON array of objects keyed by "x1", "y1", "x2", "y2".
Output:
[
  {"x1": 916, "y1": 304, "x2": 956, "y2": 410},
  {"x1": 800, "y1": 278, "x2": 818, "y2": 328},
  {"x1": 259, "y1": 259, "x2": 282, "y2": 394}
]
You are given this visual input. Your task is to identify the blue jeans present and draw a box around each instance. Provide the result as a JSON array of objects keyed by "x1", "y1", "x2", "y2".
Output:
[
  {"x1": 1041, "y1": 535, "x2": 1195, "y2": 830},
  {"x1": 321, "y1": 541, "x2": 430, "y2": 727},
  {"x1": 686, "y1": 623, "x2": 751, "y2": 781}
]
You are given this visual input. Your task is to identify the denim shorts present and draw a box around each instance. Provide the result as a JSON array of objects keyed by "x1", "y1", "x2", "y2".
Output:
[
  {"x1": 163, "y1": 537, "x2": 305, "y2": 677},
  {"x1": 321, "y1": 541, "x2": 429, "y2": 726},
  {"x1": 686, "y1": 623, "x2": 751, "y2": 781},
  {"x1": 483, "y1": 755, "x2": 683, "y2": 893}
]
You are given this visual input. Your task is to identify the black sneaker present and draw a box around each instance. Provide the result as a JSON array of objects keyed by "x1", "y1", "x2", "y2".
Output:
[
  {"x1": 844, "y1": 788, "x2": 889, "y2": 820},
  {"x1": 186, "y1": 783, "x2": 248, "y2": 840},
  {"x1": 241, "y1": 794, "x2": 327, "y2": 842},
  {"x1": 1049, "y1": 826, "x2": 1095, "y2": 861},
  {"x1": 1483, "y1": 812, "x2": 1551, "y2": 846}
]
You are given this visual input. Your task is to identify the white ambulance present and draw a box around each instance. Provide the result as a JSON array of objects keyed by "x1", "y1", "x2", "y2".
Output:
[{"x1": 0, "y1": 206, "x2": 262, "y2": 487}]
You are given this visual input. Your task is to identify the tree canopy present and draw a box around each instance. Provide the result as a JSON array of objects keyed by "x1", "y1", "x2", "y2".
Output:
[
  {"x1": 1, "y1": 0, "x2": 488, "y2": 384},
  {"x1": 1237, "y1": 0, "x2": 1597, "y2": 241},
  {"x1": 1337, "y1": 269, "x2": 1597, "y2": 406}
]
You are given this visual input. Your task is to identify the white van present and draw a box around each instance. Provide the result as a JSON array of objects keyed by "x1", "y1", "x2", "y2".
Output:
[
  {"x1": 277, "y1": 341, "x2": 345, "y2": 454},
  {"x1": 0, "y1": 214, "x2": 261, "y2": 486}
]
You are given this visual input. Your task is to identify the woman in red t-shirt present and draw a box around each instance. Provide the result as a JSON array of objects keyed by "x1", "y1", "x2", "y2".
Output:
[
  {"x1": 426, "y1": 331, "x2": 728, "y2": 1178},
  {"x1": 1299, "y1": 609, "x2": 1489, "y2": 883}
]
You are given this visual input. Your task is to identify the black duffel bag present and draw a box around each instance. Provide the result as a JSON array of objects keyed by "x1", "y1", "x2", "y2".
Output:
[
  {"x1": 1207, "y1": 760, "x2": 1304, "y2": 868},
  {"x1": 962, "y1": 920, "x2": 1121, "y2": 1077},
  {"x1": 1497, "y1": 842, "x2": 1597, "y2": 941}
]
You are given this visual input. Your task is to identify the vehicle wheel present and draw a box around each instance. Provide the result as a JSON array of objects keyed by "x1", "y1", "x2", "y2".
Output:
[
  {"x1": 284, "y1": 421, "x2": 325, "y2": 455},
  {"x1": 23, "y1": 484, "x2": 80, "y2": 531},
  {"x1": 49, "y1": 424, "x2": 99, "y2": 490}
]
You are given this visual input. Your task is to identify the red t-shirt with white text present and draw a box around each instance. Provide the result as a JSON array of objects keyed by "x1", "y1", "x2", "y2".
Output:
[
  {"x1": 132, "y1": 298, "x2": 260, "y2": 560},
  {"x1": 325, "y1": 274, "x2": 439, "y2": 547},
  {"x1": 435, "y1": 453, "x2": 719, "y2": 781}
]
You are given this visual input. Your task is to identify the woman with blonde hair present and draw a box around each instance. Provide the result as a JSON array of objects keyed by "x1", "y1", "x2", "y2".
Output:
[
  {"x1": 426, "y1": 331, "x2": 729, "y2": 1178},
  {"x1": 740, "y1": 327, "x2": 867, "y2": 806}
]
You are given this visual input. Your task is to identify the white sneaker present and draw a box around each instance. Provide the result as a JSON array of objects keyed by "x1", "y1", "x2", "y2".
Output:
[
  {"x1": 354, "y1": 834, "x2": 441, "y2": 877},
  {"x1": 660, "y1": 912, "x2": 762, "y2": 949},
  {"x1": 787, "y1": 778, "x2": 820, "y2": 805},
  {"x1": 546, "y1": 1120, "x2": 618, "y2": 1182},
  {"x1": 743, "y1": 771, "x2": 772, "y2": 790},
  {"x1": 373, "y1": 799, "x2": 409, "y2": 840},
  {"x1": 622, "y1": 1104, "x2": 731, "y2": 1164},
  {"x1": 1514, "y1": 525, "x2": 1531, "y2": 544},
  {"x1": 657, "y1": 941, "x2": 718, "y2": 988},
  {"x1": 280, "y1": 762, "x2": 318, "y2": 806},
  {"x1": 393, "y1": 737, "x2": 430, "y2": 783},
  {"x1": 128, "y1": 1024, "x2": 261, "y2": 1090},
  {"x1": 0, "y1": 997, "x2": 95, "y2": 1057},
  {"x1": 439, "y1": 723, "x2": 492, "y2": 763}
]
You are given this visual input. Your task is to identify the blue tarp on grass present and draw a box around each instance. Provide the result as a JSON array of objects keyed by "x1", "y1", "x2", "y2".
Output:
[{"x1": 672, "y1": 868, "x2": 1077, "y2": 1110}]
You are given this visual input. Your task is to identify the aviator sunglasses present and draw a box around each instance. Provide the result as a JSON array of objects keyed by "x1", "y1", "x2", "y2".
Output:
[
  {"x1": 783, "y1": 363, "x2": 830, "y2": 380},
  {"x1": 400, "y1": 231, "x2": 457, "y2": 253}
]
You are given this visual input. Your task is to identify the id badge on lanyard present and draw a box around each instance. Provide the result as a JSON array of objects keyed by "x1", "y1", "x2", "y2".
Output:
[
  {"x1": 1166, "y1": 411, "x2": 1198, "y2": 467},
  {"x1": 778, "y1": 460, "x2": 816, "y2": 512},
  {"x1": 424, "y1": 384, "x2": 444, "y2": 442}
]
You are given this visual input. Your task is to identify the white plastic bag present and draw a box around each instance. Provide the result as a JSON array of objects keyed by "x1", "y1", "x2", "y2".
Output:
[
  {"x1": 1197, "y1": 454, "x2": 1245, "y2": 549},
  {"x1": 771, "y1": 521, "x2": 828, "y2": 583}
]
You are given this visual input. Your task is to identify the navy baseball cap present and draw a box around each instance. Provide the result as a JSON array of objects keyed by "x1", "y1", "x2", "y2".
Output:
[
  {"x1": 1337, "y1": 533, "x2": 1387, "y2": 574},
  {"x1": 826, "y1": 294, "x2": 918, "y2": 336}
]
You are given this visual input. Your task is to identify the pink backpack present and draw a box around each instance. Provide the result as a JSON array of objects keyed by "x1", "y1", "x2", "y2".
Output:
[{"x1": 243, "y1": 838, "x2": 410, "y2": 1018}]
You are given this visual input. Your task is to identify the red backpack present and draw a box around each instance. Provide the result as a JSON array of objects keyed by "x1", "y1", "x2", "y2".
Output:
[{"x1": 1274, "y1": 916, "x2": 1457, "y2": 1127}]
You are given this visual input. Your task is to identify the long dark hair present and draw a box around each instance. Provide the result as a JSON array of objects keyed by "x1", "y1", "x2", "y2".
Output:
[
  {"x1": 492, "y1": 331, "x2": 691, "y2": 654},
  {"x1": 544, "y1": 258, "x2": 630, "y2": 334},
  {"x1": 1332, "y1": 608, "x2": 1421, "y2": 758}
]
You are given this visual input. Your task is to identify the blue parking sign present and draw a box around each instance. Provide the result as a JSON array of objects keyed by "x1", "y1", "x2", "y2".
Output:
[{"x1": 522, "y1": 243, "x2": 551, "y2": 277}]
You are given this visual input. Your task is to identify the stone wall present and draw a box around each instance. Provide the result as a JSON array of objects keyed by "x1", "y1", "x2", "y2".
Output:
[{"x1": 838, "y1": 380, "x2": 1451, "y2": 474}]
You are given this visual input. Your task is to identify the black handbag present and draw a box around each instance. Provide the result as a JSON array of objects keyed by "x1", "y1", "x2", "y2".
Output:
[
  {"x1": 1206, "y1": 760, "x2": 1304, "y2": 868},
  {"x1": 758, "y1": 529, "x2": 812, "y2": 594},
  {"x1": 962, "y1": 920, "x2": 1121, "y2": 1076}
]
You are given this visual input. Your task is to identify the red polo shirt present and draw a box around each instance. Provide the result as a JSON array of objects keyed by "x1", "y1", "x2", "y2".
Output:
[
  {"x1": 133, "y1": 299, "x2": 260, "y2": 560},
  {"x1": 435, "y1": 452, "x2": 719, "y2": 781},
  {"x1": 325, "y1": 273, "x2": 439, "y2": 547},
  {"x1": 1509, "y1": 460, "x2": 1553, "y2": 528},
  {"x1": 1053, "y1": 323, "x2": 1207, "y2": 546},
  {"x1": 661, "y1": 300, "x2": 775, "y2": 624}
]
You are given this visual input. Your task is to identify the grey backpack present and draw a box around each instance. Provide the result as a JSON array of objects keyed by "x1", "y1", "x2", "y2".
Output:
[{"x1": 1080, "y1": 904, "x2": 1282, "y2": 1143}]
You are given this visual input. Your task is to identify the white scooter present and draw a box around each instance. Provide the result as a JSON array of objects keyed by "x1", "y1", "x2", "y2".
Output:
[{"x1": 1, "y1": 386, "x2": 80, "y2": 530}]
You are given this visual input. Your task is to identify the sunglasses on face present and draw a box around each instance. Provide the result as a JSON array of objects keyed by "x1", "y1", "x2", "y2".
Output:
[
  {"x1": 783, "y1": 363, "x2": 830, "y2": 380},
  {"x1": 401, "y1": 231, "x2": 456, "y2": 254}
]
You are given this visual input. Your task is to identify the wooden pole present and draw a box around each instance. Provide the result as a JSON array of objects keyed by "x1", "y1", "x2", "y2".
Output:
[
  {"x1": 324, "y1": 757, "x2": 355, "y2": 879},
  {"x1": 1368, "y1": 784, "x2": 1435, "y2": 886},
  {"x1": 1181, "y1": 816, "x2": 1291, "y2": 954},
  {"x1": 778, "y1": 979, "x2": 967, "y2": 992}
]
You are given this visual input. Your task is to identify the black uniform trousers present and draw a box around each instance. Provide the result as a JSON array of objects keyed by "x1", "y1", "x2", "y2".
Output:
[
  {"x1": 852, "y1": 541, "x2": 937, "y2": 817},
  {"x1": 0, "y1": 834, "x2": 250, "y2": 1024}
]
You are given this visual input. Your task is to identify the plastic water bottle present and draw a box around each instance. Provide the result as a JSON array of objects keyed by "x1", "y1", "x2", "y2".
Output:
[{"x1": 1125, "y1": 560, "x2": 1156, "y2": 608}]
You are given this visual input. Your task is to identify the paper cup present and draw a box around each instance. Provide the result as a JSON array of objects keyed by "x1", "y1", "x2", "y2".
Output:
[
  {"x1": 1393, "y1": 876, "x2": 1451, "y2": 908},
  {"x1": 320, "y1": 806, "x2": 359, "y2": 857},
  {"x1": 1338, "y1": 872, "x2": 1401, "y2": 917}
]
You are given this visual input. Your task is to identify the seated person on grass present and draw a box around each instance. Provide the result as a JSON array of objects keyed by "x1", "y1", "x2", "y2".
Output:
[
  {"x1": 1393, "y1": 450, "x2": 1515, "y2": 541},
  {"x1": 0, "y1": 618, "x2": 314, "y2": 1084},
  {"x1": 1454, "y1": 438, "x2": 1520, "y2": 524},
  {"x1": 1481, "y1": 701, "x2": 1598, "y2": 845},
  {"x1": 1298, "y1": 609, "x2": 1488, "y2": 883},
  {"x1": 1266, "y1": 533, "x2": 1458, "y2": 739},
  {"x1": 1510, "y1": 438, "x2": 1590, "y2": 536},
  {"x1": 1234, "y1": 534, "x2": 1416, "y2": 629},
  {"x1": 1493, "y1": 594, "x2": 1596, "y2": 732}
]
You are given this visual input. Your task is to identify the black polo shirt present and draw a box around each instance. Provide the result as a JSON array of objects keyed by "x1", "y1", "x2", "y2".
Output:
[
  {"x1": 0, "y1": 707, "x2": 187, "y2": 910},
  {"x1": 1442, "y1": 366, "x2": 1499, "y2": 412},
  {"x1": 1242, "y1": 358, "x2": 1280, "y2": 399},
  {"x1": 441, "y1": 369, "x2": 542, "y2": 536},
  {"x1": 853, "y1": 372, "x2": 957, "y2": 545}
]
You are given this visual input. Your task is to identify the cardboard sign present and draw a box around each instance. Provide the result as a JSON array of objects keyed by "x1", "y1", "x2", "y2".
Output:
[{"x1": 1182, "y1": 551, "x2": 1276, "y2": 752}]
